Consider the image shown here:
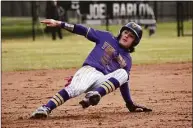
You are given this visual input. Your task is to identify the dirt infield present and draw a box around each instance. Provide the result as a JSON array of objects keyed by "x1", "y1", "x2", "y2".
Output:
[{"x1": 2, "y1": 62, "x2": 192, "y2": 128}]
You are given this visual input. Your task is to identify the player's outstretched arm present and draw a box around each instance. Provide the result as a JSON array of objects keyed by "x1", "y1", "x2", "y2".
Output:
[
  {"x1": 120, "y1": 82, "x2": 152, "y2": 112},
  {"x1": 41, "y1": 19, "x2": 100, "y2": 42},
  {"x1": 120, "y1": 82, "x2": 133, "y2": 104}
]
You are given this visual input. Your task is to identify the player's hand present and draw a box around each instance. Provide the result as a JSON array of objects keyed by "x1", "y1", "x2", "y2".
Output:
[
  {"x1": 40, "y1": 19, "x2": 61, "y2": 27},
  {"x1": 126, "y1": 102, "x2": 152, "y2": 112}
]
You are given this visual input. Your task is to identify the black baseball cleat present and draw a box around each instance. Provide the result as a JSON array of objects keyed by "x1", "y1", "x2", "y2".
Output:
[
  {"x1": 86, "y1": 91, "x2": 101, "y2": 106},
  {"x1": 79, "y1": 98, "x2": 90, "y2": 109},
  {"x1": 79, "y1": 91, "x2": 101, "y2": 108}
]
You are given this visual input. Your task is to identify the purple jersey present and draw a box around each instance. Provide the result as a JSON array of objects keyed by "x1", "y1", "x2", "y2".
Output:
[{"x1": 73, "y1": 24, "x2": 132, "y2": 75}]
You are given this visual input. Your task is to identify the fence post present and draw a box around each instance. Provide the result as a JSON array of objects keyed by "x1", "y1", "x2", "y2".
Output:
[
  {"x1": 31, "y1": 1, "x2": 36, "y2": 41},
  {"x1": 154, "y1": 1, "x2": 158, "y2": 21},
  {"x1": 105, "y1": 4, "x2": 109, "y2": 31},
  {"x1": 181, "y1": 2, "x2": 184, "y2": 36},
  {"x1": 176, "y1": 2, "x2": 179, "y2": 37}
]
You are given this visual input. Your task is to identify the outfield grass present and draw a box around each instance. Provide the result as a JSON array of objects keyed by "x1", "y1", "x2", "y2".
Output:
[{"x1": 2, "y1": 19, "x2": 192, "y2": 71}]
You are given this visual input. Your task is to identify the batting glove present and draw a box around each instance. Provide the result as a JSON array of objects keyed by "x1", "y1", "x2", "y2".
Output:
[{"x1": 126, "y1": 102, "x2": 152, "y2": 112}]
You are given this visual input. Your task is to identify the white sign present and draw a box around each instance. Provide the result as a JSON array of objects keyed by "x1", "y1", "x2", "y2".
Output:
[{"x1": 85, "y1": 3, "x2": 155, "y2": 19}]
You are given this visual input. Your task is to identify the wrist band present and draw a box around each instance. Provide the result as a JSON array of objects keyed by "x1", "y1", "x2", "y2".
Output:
[
  {"x1": 60, "y1": 22, "x2": 74, "y2": 32},
  {"x1": 60, "y1": 22, "x2": 65, "y2": 28}
]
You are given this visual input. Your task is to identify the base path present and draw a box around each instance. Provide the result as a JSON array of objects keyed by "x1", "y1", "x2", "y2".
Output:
[{"x1": 2, "y1": 62, "x2": 192, "y2": 128}]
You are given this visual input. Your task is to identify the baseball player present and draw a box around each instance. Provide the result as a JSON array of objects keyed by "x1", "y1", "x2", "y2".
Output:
[{"x1": 31, "y1": 19, "x2": 152, "y2": 119}]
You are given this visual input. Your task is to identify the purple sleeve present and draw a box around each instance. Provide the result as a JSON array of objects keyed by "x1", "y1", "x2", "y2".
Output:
[
  {"x1": 74, "y1": 24, "x2": 100, "y2": 42},
  {"x1": 120, "y1": 82, "x2": 133, "y2": 104},
  {"x1": 61, "y1": 22, "x2": 100, "y2": 42}
]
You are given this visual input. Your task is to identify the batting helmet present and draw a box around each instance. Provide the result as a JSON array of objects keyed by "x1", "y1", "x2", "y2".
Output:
[{"x1": 117, "y1": 22, "x2": 143, "y2": 47}]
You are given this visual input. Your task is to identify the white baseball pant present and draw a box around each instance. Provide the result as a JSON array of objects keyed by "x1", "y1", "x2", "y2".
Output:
[{"x1": 64, "y1": 65, "x2": 128, "y2": 98}]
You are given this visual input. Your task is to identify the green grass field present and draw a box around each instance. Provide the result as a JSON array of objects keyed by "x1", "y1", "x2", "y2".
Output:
[{"x1": 2, "y1": 18, "x2": 192, "y2": 71}]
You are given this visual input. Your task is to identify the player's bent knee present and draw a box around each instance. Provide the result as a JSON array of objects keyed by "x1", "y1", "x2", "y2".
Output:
[
  {"x1": 113, "y1": 69, "x2": 128, "y2": 85},
  {"x1": 116, "y1": 69, "x2": 128, "y2": 79}
]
